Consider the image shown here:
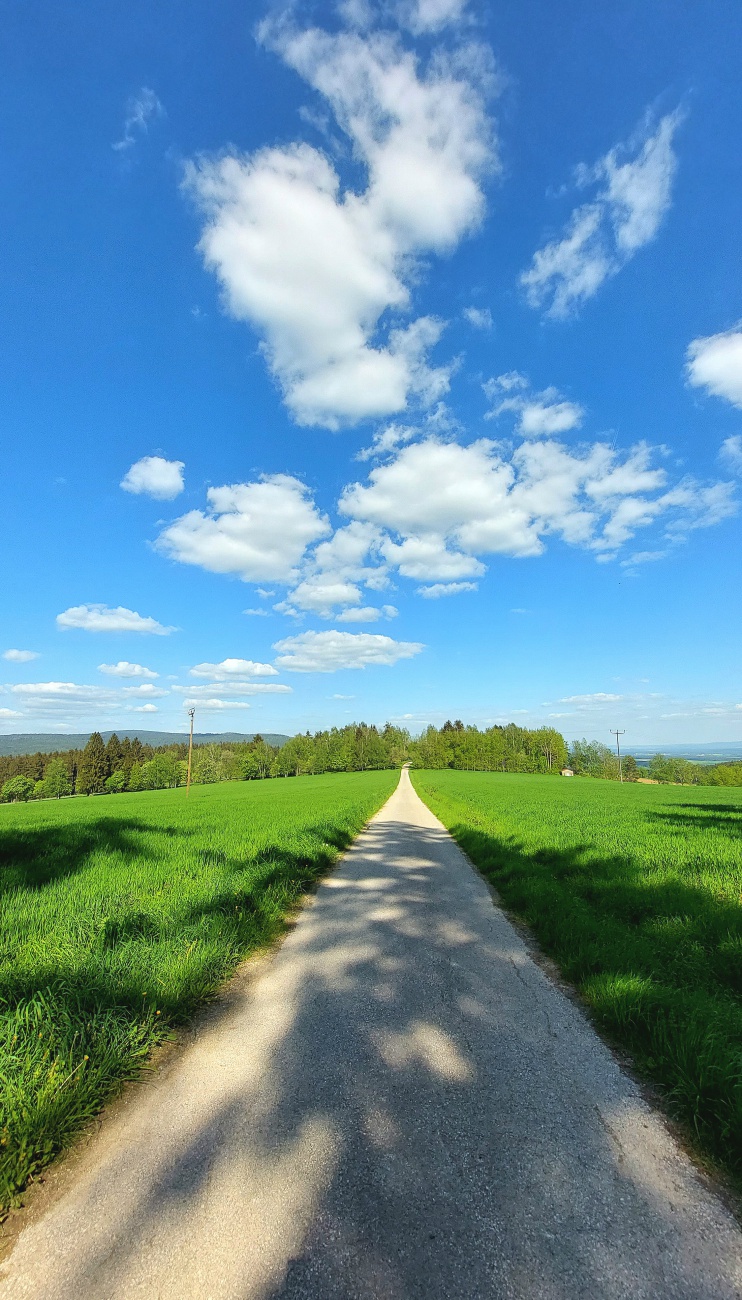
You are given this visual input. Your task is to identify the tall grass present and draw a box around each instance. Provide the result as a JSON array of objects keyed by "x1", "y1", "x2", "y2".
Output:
[
  {"x1": 0, "y1": 771, "x2": 397, "y2": 1211},
  {"x1": 411, "y1": 770, "x2": 742, "y2": 1185}
]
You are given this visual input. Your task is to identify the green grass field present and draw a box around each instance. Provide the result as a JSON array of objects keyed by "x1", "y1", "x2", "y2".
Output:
[
  {"x1": 0, "y1": 771, "x2": 397, "y2": 1212},
  {"x1": 411, "y1": 769, "x2": 742, "y2": 1184}
]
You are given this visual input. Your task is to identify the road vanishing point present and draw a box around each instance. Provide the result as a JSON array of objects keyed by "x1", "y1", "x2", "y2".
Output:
[{"x1": 2, "y1": 768, "x2": 741, "y2": 1298}]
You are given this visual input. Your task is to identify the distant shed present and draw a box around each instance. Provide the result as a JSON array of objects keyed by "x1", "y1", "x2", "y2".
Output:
[{"x1": 561, "y1": 768, "x2": 574, "y2": 777}]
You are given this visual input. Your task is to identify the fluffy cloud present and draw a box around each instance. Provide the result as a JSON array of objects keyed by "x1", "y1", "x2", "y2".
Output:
[
  {"x1": 8, "y1": 682, "x2": 123, "y2": 718},
  {"x1": 113, "y1": 87, "x2": 164, "y2": 152},
  {"x1": 121, "y1": 684, "x2": 168, "y2": 699},
  {"x1": 560, "y1": 692, "x2": 622, "y2": 704},
  {"x1": 156, "y1": 475, "x2": 329, "y2": 582},
  {"x1": 336, "y1": 604, "x2": 398, "y2": 621},
  {"x1": 395, "y1": 0, "x2": 470, "y2": 34},
  {"x1": 189, "y1": 658, "x2": 278, "y2": 679},
  {"x1": 0, "y1": 708, "x2": 23, "y2": 719},
  {"x1": 338, "y1": 434, "x2": 735, "y2": 578},
  {"x1": 2, "y1": 649, "x2": 39, "y2": 663},
  {"x1": 121, "y1": 456, "x2": 185, "y2": 500},
  {"x1": 179, "y1": 698, "x2": 253, "y2": 712},
  {"x1": 186, "y1": 16, "x2": 494, "y2": 426},
  {"x1": 98, "y1": 661, "x2": 159, "y2": 678},
  {"x1": 521, "y1": 110, "x2": 681, "y2": 317},
  {"x1": 484, "y1": 372, "x2": 584, "y2": 437},
  {"x1": 132, "y1": 703, "x2": 158, "y2": 714},
  {"x1": 56, "y1": 605, "x2": 175, "y2": 635},
  {"x1": 273, "y1": 629, "x2": 424, "y2": 672},
  {"x1": 463, "y1": 306, "x2": 492, "y2": 329},
  {"x1": 720, "y1": 435, "x2": 742, "y2": 473},
  {"x1": 417, "y1": 581, "x2": 477, "y2": 597},
  {"x1": 283, "y1": 520, "x2": 389, "y2": 617},
  {"x1": 171, "y1": 683, "x2": 292, "y2": 698},
  {"x1": 686, "y1": 328, "x2": 742, "y2": 408}
]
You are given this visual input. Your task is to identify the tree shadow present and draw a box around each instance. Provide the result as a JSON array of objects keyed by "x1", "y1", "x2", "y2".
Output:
[
  {"x1": 11, "y1": 815, "x2": 740, "y2": 1299},
  {"x1": 646, "y1": 804, "x2": 742, "y2": 836},
  {"x1": 0, "y1": 817, "x2": 172, "y2": 895}
]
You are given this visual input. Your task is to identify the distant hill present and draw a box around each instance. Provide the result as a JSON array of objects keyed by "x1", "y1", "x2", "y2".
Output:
[
  {"x1": 628, "y1": 742, "x2": 742, "y2": 766},
  {"x1": 0, "y1": 731, "x2": 290, "y2": 757}
]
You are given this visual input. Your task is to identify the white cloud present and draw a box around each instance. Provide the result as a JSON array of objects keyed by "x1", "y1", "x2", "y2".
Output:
[
  {"x1": 284, "y1": 520, "x2": 388, "y2": 617},
  {"x1": 180, "y1": 698, "x2": 252, "y2": 712},
  {"x1": 485, "y1": 373, "x2": 584, "y2": 437},
  {"x1": 56, "y1": 605, "x2": 175, "y2": 635},
  {"x1": 273, "y1": 629, "x2": 424, "y2": 672},
  {"x1": 120, "y1": 456, "x2": 185, "y2": 500},
  {"x1": 98, "y1": 661, "x2": 159, "y2": 678},
  {"x1": 2, "y1": 649, "x2": 39, "y2": 663},
  {"x1": 395, "y1": 0, "x2": 470, "y2": 35},
  {"x1": 243, "y1": 608, "x2": 270, "y2": 616},
  {"x1": 156, "y1": 474, "x2": 330, "y2": 582},
  {"x1": 8, "y1": 682, "x2": 123, "y2": 719},
  {"x1": 338, "y1": 433, "x2": 735, "y2": 579},
  {"x1": 686, "y1": 328, "x2": 742, "y2": 408},
  {"x1": 463, "y1": 306, "x2": 492, "y2": 329},
  {"x1": 132, "y1": 703, "x2": 159, "y2": 713},
  {"x1": 121, "y1": 683, "x2": 168, "y2": 698},
  {"x1": 113, "y1": 87, "x2": 164, "y2": 152},
  {"x1": 186, "y1": 17, "x2": 494, "y2": 426},
  {"x1": 417, "y1": 581, "x2": 477, "y2": 597},
  {"x1": 620, "y1": 549, "x2": 666, "y2": 567},
  {"x1": 521, "y1": 110, "x2": 681, "y2": 317},
  {"x1": 720, "y1": 435, "x2": 742, "y2": 473},
  {"x1": 0, "y1": 708, "x2": 23, "y2": 719},
  {"x1": 189, "y1": 658, "x2": 279, "y2": 679},
  {"x1": 560, "y1": 692, "x2": 623, "y2": 704},
  {"x1": 335, "y1": 604, "x2": 397, "y2": 621},
  {"x1": 171, "y1": 683, "x2": 292, "y2": 698}
]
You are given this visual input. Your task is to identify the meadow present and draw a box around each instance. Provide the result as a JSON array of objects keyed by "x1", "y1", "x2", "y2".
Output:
[
  {"x1": 0, "y1": 770, "x2": 397, "y2": 1212},
  {"x1": 411, "y1": 769, "x2": 742, "y2": 1185}
]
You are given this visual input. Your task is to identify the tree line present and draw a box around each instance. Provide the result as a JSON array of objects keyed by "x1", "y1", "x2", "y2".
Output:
[{"x1": 1, "y1": 723, "x2": 740, "y2": 802}]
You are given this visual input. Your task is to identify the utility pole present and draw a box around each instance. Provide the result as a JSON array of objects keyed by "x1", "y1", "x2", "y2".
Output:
[
  {"x1": 611, "y1": 729, "x2": 625, "y2": 783},
  {"x1": 186, "y1": 708, "x2": 195, "y2": 796}
]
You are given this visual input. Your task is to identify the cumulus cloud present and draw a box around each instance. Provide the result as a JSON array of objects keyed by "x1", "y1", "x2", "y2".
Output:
[
  {"x1": 686, "y1": 328, "x2": 742, "y2": 408},
  {"x1": 132, "y1": 703, "x2": 159, "y2": 714},
  {"x1": 185, "y1": 15, "x2": 494, "y2": 426},
  {"x1": 2, "y1": 649, "x2": 39, "y2": 663},
  {"x1": 484, "y1": 372, "x2": 584, "y2": 437},
  {"x1": 189, "y1": 658, "x2": 279, "y2": 679},
  {"x1": 336, "y1": 604, "x2": 398, "y2": 621},
  {"x1": 273, "y1": 629, "x2": 424, "y2": 672},
  {"x1": 172, "y1": 683, "x2": 292, "y2": 698},
  {"x1": 180, "y1": 698, "x2": 253, "y2": 712},
  {"x1": 417, "y1": 581, "x2": 477, "y2": 597},
  {"x1": 521, "y1": 110, "x2": 681, "y2": 317},
  {"x1": 8, "y1": 682, "x2": 123, "y2": 718},
  {"x1": 113, "y1": 87, "x2": 164, "y2": 152},
  {"x1": 120, "y1": 456, "x2": 185, "y2": 500},
  {"x1": 720, "y1": 435, "x2": 742, "y2": 473},
  {"x1": 463, "y1": 306, "x2": 492, "y2": 329},
  {"x1": 338, "y1": 434, "x2": 735, "y2": 578},
  {"x1": 56, "y1": 605, "x2": 176, "y2": 635},
  {"x1": 98, "y1": 661, "x2": 159, "y2": 678},
  {"x1": 156, "y1": 475, "x2": 329, "y2": 582},
  {"x1": 0, "y1": 708, "x2": 23, "y2": 719},
  {"x1": 395, "y1": 0, "x2": 470, "y2": 35},
  {"x1": 120, "y1": 683, "x2": 168, "y2": 698}
]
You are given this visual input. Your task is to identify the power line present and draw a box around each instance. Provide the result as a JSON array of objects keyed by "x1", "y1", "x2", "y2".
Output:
[
  {"x1": 611, "y1": 729, "x2": 625, "y2": 783},
  {"x1": 186, "y1": 708, "x2": 195, "y2": 796}
]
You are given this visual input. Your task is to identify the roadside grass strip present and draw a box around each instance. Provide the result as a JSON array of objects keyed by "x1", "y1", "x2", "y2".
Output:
[
  {"x1": 411, "y1": 770, "x2": 742, "y2": 1188},
  {"x1": 0, "y1": 771, "x2": 397, "y2": 1212}
]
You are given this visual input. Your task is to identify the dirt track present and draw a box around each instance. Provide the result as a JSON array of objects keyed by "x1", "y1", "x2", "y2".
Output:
[{"x1": 2, "y1": 767, "x2": 741, "y2": 1298}]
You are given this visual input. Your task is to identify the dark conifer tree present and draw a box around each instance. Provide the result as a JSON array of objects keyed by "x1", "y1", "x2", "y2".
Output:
[
  {"x1": 106, "y1": 733, "x2": 124, "y2": 772},
  {"x1": 77, "y1": 732, "x2": 109, "y2": 794}
]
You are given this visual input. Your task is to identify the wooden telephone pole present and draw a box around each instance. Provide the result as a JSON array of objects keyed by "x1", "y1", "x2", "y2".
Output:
[
  {"x1": 611, "y1": 729, "x2": 625, "y2": 783},
  {"x1": 186, "y1": 708, "x2": 195, "y2": 796}
]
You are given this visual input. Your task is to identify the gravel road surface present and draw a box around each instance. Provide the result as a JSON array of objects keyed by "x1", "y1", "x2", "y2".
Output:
[{"x1": 2, "y1": 767, "x2": 741, "y2": 1299}]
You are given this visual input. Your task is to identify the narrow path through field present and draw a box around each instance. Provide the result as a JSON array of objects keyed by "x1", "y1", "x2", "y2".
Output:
[{"x1": 2, "y1": 768, "x2": 741, "y2": 1299}]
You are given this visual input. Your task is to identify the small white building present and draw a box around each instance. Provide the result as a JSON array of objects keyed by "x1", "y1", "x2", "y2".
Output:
[{"x1": 561, "y1": 767, "x2": 574, "y2": 777}]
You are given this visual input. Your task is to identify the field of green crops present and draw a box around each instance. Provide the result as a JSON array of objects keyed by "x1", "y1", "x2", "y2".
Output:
[
  {"x1": 411, "y1": 769, "x2": 742, "y2": 1185},
  {"x1": 0, "y1": 770, "x2": 397, "y2": 1212}
]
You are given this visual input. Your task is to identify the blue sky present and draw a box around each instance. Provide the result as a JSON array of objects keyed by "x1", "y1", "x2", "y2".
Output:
[{"x1": 2, "y1": 0, "x2": 741, "y2": 744}]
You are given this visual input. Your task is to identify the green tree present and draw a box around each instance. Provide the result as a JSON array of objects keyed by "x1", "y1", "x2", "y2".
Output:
[
  {"x1": 77, "y1": 732, "x2": 109, "y2": 795},
  {"x1": 43, "y1": 756, "x2": 72, "y2": 799},
  {"x1": 106, "y1": 733, "x2": 124, "y2": 772},
  {"x1": 105, "y1": 769, "x2": 127, "y2": 793},
  {"x1": 127, "y1": 762, "x2": 144, "y2": 792},
  {"x1": 2, "y1": 775, "x2": 35, "y2": 802}
]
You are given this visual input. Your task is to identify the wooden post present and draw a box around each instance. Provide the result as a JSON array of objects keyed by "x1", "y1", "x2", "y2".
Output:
[
  {"x1": 611, "y1": 729, "x2": 625, "y2": 783},
  {"x1": 186, "y1": 708, "x2": 195, "y2": 796}
]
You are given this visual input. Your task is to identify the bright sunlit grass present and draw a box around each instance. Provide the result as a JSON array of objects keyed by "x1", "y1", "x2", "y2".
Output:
[
  {"x1": 0, "y1": 771, "x2": 397, "y2": 1211},
  {"x1": 411, "y1": 770, "x2": 742, "y2": 1186}
]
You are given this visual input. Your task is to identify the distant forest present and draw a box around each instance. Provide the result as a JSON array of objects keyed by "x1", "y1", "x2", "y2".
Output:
[{"x1": 1, "y1": 721, "x2": 741, "y2": 802}]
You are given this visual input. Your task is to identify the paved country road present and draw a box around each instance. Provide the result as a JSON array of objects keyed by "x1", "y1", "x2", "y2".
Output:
[{"x1": 2, "y1": 769, "x2": 741, "y2": 1299}]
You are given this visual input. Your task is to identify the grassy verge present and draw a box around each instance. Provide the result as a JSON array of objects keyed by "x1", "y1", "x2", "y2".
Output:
[
  {"x1": 411, "y1": 769, "x2": 742, "y2": 1185},
  {"x1": 0, "y1": 770, "x2": 397, "y2": 1211}
]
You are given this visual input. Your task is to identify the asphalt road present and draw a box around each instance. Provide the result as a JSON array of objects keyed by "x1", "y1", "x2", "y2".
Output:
[{"x1": 2, "y1": 768, "x2": 741, "y2": 1298}]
